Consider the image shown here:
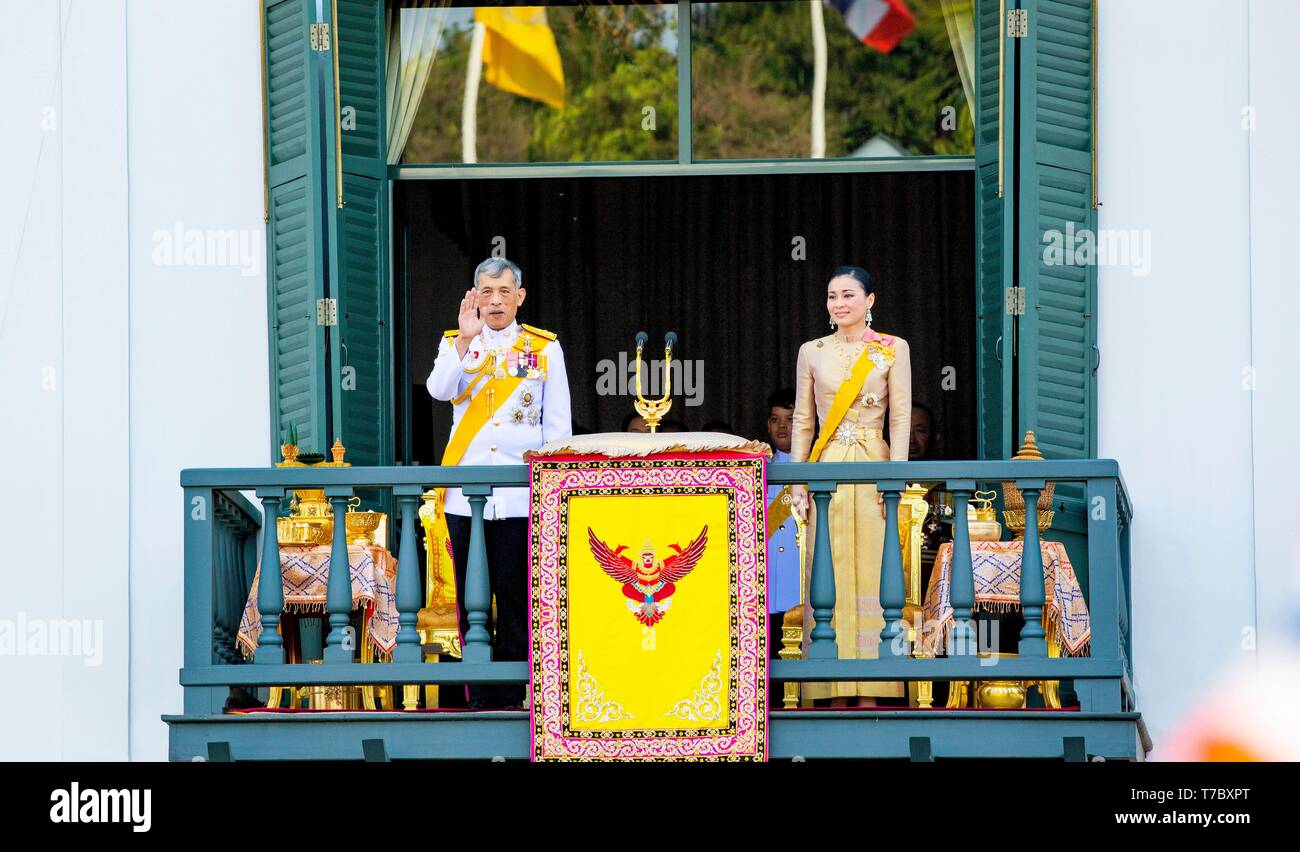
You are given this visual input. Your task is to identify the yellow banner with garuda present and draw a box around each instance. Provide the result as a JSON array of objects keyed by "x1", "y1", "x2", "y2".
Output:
[{"x1": 528, "y1": 435, "x2": 769, "y2": 761}]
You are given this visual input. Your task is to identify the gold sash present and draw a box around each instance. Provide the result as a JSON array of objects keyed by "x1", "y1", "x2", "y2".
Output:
[
  {"x1": 766, "y1": 485, "x2": 793, "y2": 540},
  {"x1": 806, "y1": 344, "x2": 878, "y2": 463}
]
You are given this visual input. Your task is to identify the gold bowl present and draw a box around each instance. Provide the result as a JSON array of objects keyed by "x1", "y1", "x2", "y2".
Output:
[
  {"x1": 974, "y1": 652, "x2": 1028, "y2": 709},
  {"x1": 345, "y1": 510, "x2": 383, "y2": 545},
  {"x1": 974, "y1": 680, "x2": 1028, "y2": 709},
  {"x1": 968, "y1": 519, "x2": 1003, "y2": 541}
]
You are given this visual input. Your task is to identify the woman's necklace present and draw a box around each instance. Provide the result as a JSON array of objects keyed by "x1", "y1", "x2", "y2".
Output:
[{"x1": 831, "y1": 332, "x2": 866, "y2": 381}]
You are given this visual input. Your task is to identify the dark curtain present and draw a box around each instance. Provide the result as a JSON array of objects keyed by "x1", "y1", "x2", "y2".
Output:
[{"x1": 395, "y1": 169, "x2": 975, "y2": 463}]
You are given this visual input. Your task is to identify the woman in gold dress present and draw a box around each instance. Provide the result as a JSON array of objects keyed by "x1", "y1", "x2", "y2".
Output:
[{"x1": 791, "y1": 266, "x2": 911, "y2": 705}]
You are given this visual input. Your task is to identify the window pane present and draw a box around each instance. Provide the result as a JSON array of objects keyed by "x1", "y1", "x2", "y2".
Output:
[
  {"x1": 690, "y1": 1, "x2": 974, "y2": 159},
  {"x1": 397, "y1": 3, "x2": 679, "y2": 164}
]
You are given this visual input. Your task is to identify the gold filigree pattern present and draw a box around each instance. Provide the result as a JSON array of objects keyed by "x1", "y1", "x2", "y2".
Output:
[
  {"x1": 664, "y1": 649, "x2": 724, "y2": 722},
  {"x1": 573, "y1": 651, "x2": 633, "y2": 723}
]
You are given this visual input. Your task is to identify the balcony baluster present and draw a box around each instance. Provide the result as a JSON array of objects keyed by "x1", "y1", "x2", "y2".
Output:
[
  {"x1": 461, "y1": 486, "x2": 493, "y2": 663},
  {"x1": 877, "y1": 482, "x2": 906, "y2": 656},
  {"x1": 393, "y1": 487, "x2": 424, "y2": 662},
  {"x1": 947, "y1": 482, "x2": 976, "y2": 656},
  {"x1": 324, "y1": 487, "x2": 355, "y2": 663},
  {"x1": 806, "y1": 483, "x2": 838, "y2": 659},
  {"x1": 1017, "y1": 482, "x2": 1048, "y2": 657},
  {"x1": 254, "y1": 490, "x2": 285, "y2": 664}
]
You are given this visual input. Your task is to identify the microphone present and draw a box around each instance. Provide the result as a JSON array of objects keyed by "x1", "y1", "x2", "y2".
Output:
[
  {"x1": 664, "y1": 331, "x2": 677, "y2": 349},
  {"x1": 635, "y1": 331, "x2": 649, "y2": 349}
]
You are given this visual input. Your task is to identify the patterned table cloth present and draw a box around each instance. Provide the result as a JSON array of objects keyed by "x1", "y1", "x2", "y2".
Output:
[
  {"x1": 919, "y1": 540, "x2": 1091, "y2": 657},
  {"x1": 236, "y1": 543, "x2": 400, "y2": 659}
]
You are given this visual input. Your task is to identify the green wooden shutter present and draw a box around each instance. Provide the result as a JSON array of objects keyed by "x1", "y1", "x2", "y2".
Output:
[
  {"x1": 974, "y1": 0, "x2": 1014, "y2": 460},
  {"x1": 326, "y1": 0, "x2": 392, "y2": 469},
  {"x1": 264, "y1": 0, "x2": 330, "y2": 458},
  {"x1": 1016, "y1": 0, "x2": 1097, "y2": 528}
]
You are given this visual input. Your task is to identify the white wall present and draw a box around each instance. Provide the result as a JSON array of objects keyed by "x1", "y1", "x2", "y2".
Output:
[
  {"x1": 1244, "y1": 0, "x2": 1300, "y2": 665},
  {"x1": 126, "y1": 0, "x2": 269, "y2": 760},
  {"x1": 1098, "y1": 0, "x2": 1300, "y2": 753},
  {"x1": 0, "y1": 0, "x2": 268, "y2": 761},
  {"x1": 0, "y1": 0, "x2": 131, "y2": 760}
]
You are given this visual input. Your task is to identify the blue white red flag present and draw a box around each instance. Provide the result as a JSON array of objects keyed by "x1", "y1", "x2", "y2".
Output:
[{"x1": 824, "y1": 0, "x2": 916, "y2": 53}]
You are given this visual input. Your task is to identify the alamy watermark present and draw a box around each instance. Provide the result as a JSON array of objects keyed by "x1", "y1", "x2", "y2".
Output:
[
  {"x1": 50, "y1": 783, "x2": 150, "y2": 832},
  {"x1": 1043, "y1": 222, "x2": 1151, "y2": 277},
  {"x1": 151, "y1": 222, "x2": 261, "y2": 277},
  {"x1": 0, "y1": 613, "x2": 104, "y2": 666},
  {"x1": 595, "y1": 352, "x2": 704, "y2": 408},
  {"x1": 887, "y1": 612, "x2": 1008, "y2": 662}
]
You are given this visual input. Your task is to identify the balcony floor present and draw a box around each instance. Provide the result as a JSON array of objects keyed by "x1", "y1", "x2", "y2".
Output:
[{"x1": 164, "y1": 709, "x2": 1147, "y2": 761}]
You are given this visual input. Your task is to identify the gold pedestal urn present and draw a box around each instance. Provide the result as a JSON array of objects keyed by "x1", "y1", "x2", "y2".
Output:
[{"x1": 1002, "y1": 431, "x2": 1056, "y2": 538}]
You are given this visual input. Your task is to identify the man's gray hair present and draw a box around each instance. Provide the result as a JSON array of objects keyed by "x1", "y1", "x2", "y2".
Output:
[{"x1": 473, "y1": 257, "x2": 523, "y2": 290}]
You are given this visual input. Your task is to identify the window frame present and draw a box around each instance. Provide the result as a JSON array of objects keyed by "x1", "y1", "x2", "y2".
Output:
[{"x1": 388, "y1": 0, "x2": 977, "y2": 178}]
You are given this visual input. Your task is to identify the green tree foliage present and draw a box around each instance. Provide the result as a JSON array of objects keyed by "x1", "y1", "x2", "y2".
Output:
[
  {"x1": 400, "y1": 1, "x2": 970, "y2": 164},
  {"x1": 532, "y1": 5, "x2": 678, "y2": 161},
  {"x1": 692, "y1": 0, "x2": 971, "y2": 158}
]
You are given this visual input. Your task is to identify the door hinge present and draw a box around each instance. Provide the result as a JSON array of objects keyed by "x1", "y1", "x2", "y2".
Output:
[
  {"x1": 309, "y1": 23, "x2": 332, "y2": 51},
  {"x1": 1004, "y1": 287, "x2": 1026, "y2": 316},
  {"x1": 1007, "y1": 9, "x2": 1028, "y2": 38},
  {"x1": 316, "y1": 298, "x2": 338, "y2": 326}
]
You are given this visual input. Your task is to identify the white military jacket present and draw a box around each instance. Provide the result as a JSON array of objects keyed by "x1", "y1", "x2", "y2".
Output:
[{"x1": 426, "y1": 320, "x2": 572, "y2": 519}]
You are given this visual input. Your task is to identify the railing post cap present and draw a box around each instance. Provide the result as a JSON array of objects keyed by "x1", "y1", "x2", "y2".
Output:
[{"x1": 1014, "y1": 479, "x2": 1048, "y2": 490}]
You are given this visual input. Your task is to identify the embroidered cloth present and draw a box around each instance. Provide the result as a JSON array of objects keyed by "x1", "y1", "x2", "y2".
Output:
[
  {"x1": 236, "y1": 543, "x2": 399, "y2": 659},
  {"x1": 919, "y1": 540, "x2": 1091, "y2": 656}
]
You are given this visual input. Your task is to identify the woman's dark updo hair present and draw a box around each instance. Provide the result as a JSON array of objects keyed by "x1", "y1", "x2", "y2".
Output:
[{"x1": 828, "y1": 265, "x2": 873, "y2": 295}]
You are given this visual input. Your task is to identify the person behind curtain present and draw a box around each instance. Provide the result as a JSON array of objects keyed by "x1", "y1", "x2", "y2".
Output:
[
  {"x1": 764, "y1": 388, "x2": 800, "y2": 666},
  {"x1": 790, "y1": 266, "x2": 911, "y2": 706}
]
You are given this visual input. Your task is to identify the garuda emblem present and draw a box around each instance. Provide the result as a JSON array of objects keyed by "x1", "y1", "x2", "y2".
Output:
[{"x1": 587, "y1": 525, "x2": 709, "y2": 627}]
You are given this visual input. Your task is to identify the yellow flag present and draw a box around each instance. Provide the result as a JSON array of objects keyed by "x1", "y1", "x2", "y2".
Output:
[{"x1": 473, "y1": 6, "x2": 565, "y2": 109}]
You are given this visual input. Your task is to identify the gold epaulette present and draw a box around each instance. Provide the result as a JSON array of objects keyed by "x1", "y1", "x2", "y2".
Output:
[
  {"x1": 443, "y1": 329, "x2": 460, "y2": 339},
  {"x1": 521, "y1": 324, "x2": 557, "y2": 341}
]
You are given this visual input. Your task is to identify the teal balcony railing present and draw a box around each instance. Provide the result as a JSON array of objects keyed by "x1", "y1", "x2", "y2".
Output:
[{"x1": 169, "y1": 459, "x2": 1142, "y2": 761}]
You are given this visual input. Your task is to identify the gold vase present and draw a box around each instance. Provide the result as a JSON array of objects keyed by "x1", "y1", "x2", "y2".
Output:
[{"x1": 275, "y1": 439, "x2": 345, "y2": 544}]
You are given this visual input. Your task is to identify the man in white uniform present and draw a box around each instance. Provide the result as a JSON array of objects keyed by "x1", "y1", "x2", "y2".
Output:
[{"x1": 427, "y1": 257, "x2": 571, "y2": 708}]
